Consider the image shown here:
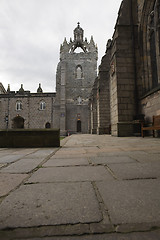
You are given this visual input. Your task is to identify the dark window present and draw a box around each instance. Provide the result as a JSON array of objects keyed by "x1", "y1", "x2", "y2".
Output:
[
  {"x1": 40, "y1": 101, "x2": 46, "y2": 110},
  {"x1": 45, "y1": 122, "x2": 51, "y2": 128}
]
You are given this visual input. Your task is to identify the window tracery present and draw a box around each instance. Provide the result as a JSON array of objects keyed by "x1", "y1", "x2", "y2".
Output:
[
  {"x1": 76, "y1": 65, "x2": 83, "y2": 79},
  {"x1": 145, "y1": 0, "x2": 160, "y2": 91}
]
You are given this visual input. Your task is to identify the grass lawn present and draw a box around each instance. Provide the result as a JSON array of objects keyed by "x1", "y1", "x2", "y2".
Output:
[{"x1": 60, "y1": 137, "x2": 65, "y2": 140}]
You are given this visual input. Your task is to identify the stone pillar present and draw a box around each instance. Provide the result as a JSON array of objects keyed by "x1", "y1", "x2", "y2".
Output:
[
  {"x1": 60, "y1": 62, "x2": 66, "y2": 136},
  {"x1": 110, "y1": 0, "x2": 137, "y2": 136},
  {"x1": 97, "y1": 46, "x2": 111, "y2": 135},
  {"x1": 90, "y1": 78, "x2": 98, "y2": 134}
]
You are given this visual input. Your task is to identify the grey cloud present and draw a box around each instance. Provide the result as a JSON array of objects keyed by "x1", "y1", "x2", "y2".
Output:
[{"x1": 0, "y1": 0, "x2": 122, "y2": 92}]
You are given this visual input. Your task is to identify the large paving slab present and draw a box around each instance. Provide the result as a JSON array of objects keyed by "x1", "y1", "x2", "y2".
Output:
[
  {"x1": 52, "y1": 154, "x2": 89, "y2": 159},
  {"x1": 43, "y1": 157, "x2": 89, "y2": 167},
  {"x1": 0, "y1": 155, "x2": 24, "y2": 164},
  {"x1": 0, "y1": 173, "x2": 28, "y2": 197},
  {"x1": 0, "y1": 182, "x2": 102, "y2": 229},
  {"x1": 96, "y1": 179, "x2": 160, "y2": 226},
  {"x1": 54, "y1": 151, "x2": 86, "y2": 156},
  {"x1": 25, "y1": 149, "x2": 57, "y2": 158},
  {"x1": 129, "y1": 153, "x2": 160, "y2": 163},
  {"x1": 8, "y1": 149, "x2": 38, "y2": 155},
  {"x1": 90, "y1": 156, "x2": 136, "y2": 165},
  {"x1": 98, "y1": 148, "x2": 124, "y2": 153},
  {"x1": 0, "y1": 149, "x2": 37, "y2": 156},
  {"x1": 17, "y1": 229, "x2": 160, "y2": 240},
  {"x1": 27, "y1": 166, "x2": 114, "y2": 183},
  {"x1": 97, "y1": 150, "x2": 147, "y2": 157},
  {"x1": 63, "y1": 135, "x2": 101, "y2": 147},
  {"x1": 56, "y1": 147, "x2": 86, "y2": 153},
  {"x1": 0, "y1": 158, "x2": 44, "y2": 173},
  {"x1": 107, "y1": 162, "x2": 160, "y2": 179}
]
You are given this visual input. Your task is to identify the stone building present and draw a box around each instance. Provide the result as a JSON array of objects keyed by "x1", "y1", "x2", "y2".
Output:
[
  {"x1": 89, "y1": 0, "x2": 160, "y2": 136},
  {"x1": 55, "y1": 23, "x2": 98, "y2": 135},
  {"x1": 0, "y1": 83, "x2": 55, "y2": 129},
  {"x1": 0, "y1": 24, "x2": 97, "y2": 134}
]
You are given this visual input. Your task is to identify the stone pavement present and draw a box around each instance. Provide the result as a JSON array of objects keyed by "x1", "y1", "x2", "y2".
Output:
[{"x1": 0, "y1": 134, "x2": 160, "y2": 240}]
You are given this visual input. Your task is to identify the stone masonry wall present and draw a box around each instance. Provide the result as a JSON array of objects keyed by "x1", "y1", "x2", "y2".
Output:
[
  {"x1": 97, "y1": 49, "x2": 111, "y2": 134},
  {"x1": 110, "y1": 0, "x2": 137, "y2": 136},
  {"x1": 0, "y1": 93, "x2": 56, "y2": 129},
  {"x1": 0, "y1": 96, "x2": 9, "y2": 129},
  {"x1": 140, "y1": 90, "x2": 160, "y2": 122}
]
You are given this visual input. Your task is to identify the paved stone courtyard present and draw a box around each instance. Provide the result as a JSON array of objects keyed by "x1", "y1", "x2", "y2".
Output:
[{"x1": 0, "y1": 134, "x2": 160, "y2": 239}]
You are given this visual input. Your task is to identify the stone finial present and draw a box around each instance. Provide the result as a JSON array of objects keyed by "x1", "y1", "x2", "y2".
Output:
[
  {"x1": 63, "y1": 37, "x2": 67, "y2": 44},
  {"x1": 7, "y1": 84, "x2": 10, "y2": 92},
  {"x1": 37, "y1": 83, "x2": 43, "y2": 93},
  {"x1": 90, "y1": 36, "x2": 95, "y2": 45},
  {"x1": 106, "y1": 39, "x2": 112, "y2": 52},
  {"x1": 19, "y1": 84, "x2": 24, "y2": 93}
]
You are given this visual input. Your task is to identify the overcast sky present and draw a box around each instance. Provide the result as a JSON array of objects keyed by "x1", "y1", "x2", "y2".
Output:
[{"x1": 0, "y1": 0, "x2": 122, "y2": 93}]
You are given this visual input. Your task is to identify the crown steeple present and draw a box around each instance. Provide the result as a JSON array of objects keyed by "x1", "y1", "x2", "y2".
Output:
[
  {"x1": 71, "y1": 22, "x2": 86, "y2": 52},
  {"x1": 60, "y1": 23, "x2": 97, "y2": 58}
]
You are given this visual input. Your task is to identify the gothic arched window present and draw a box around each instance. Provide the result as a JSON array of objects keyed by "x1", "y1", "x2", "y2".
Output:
[
  {"x1": 156, "y1": 0, "x2": 160, "y2": 52},
  {"x1": 148, "y1": 7, "x2": 158, "y2": 88},
  {"x1": 76, "y1": 65, "x2": 83, "y2": 79},
  {"x1": 40, "y1": 101, "x2": 46, "y2": 110},
  {"x1": 16, "y1": 101, "x2": 22, "y2": 111}
]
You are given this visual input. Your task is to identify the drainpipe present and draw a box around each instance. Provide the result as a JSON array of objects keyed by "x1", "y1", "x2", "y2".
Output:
[
  {"x1": 6, "y1": 97, "x2": 10, "y2": 129},
  {"x1": 51, "y1": 97, "x2": 54, "y2": 128}
]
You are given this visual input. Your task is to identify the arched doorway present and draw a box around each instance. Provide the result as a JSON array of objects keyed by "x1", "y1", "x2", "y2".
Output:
[
  {"x1": 45, "y1": 122, "x2": 51, "y2": 128},
  {"x1": 77, "y1": 120, "x2": 81, "y2": 132},
  {"x1": 12, "y1": 116, "x2": 24, "y2": 129}
]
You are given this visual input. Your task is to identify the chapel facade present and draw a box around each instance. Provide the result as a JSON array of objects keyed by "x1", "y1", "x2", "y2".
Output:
[
  {"x1": 0, "y1": 24, "x2": 97, "y2": 134},
  {"x1": 54, "y1": 23, "x2": 98, "y2": 135}
]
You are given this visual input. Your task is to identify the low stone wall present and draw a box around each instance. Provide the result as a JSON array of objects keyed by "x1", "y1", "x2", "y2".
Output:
[{"x1": 0, "y1": 129, "x2": 60, "y2": 148}]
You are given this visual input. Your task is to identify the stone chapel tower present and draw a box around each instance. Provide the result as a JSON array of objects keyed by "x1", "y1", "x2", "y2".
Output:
[{"x1": 55, "y1": 23, "x2": 98, "y2": 135}]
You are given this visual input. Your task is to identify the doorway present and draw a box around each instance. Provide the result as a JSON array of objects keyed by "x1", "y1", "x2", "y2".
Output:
[
  {"x1": 45, "y1": 122, "x2": 51, "y2": 128},
  {"x1": 12, "y1": 116, "x2": 24, "y2": 129},
  {"x1": 77, "y1": 120, "x2": 81, "y2": 132}
]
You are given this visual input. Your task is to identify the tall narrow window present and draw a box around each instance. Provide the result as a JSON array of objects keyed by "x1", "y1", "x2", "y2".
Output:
[
  {"x1": 76, "y1": 65, "x2": 83, "y2": 79},
  {"x1": 16, "y1": 101, "x2": 22, "y2": 111},
  {"x1": 40, "y1": 101, "x2": 46, "y2": 110},
  {"x1": 149, "y1": 8, "x2": 158, "y2": 88},
  {"x1": 156, "y1": 0, "x2": 160, "y2": 53}
]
